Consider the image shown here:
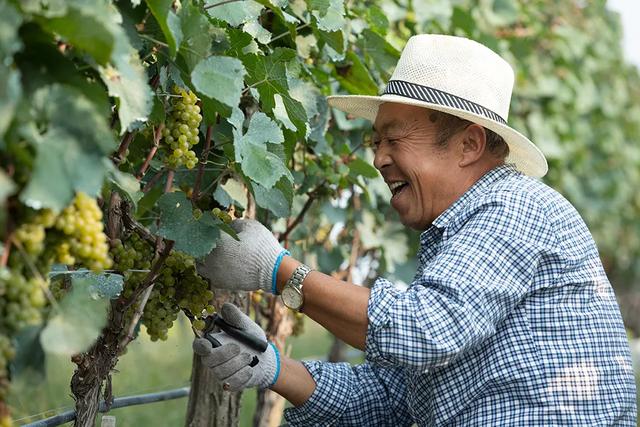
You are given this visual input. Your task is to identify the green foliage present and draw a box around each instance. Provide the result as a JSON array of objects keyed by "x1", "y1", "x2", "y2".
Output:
[
  {"x1": 1, "y1": 0, "x2": 639, "y2": 421},
  {"x1": 156, "y1": 192, "x2": 220, "y2": 257},
  {"x1": 40, "y1": 276, "x2": 110, "y2": 355}
]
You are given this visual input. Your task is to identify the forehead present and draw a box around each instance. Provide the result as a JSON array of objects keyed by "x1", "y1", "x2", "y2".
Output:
[{"x1": 372, "y1": 103, "x2": 433, "y2": 133}]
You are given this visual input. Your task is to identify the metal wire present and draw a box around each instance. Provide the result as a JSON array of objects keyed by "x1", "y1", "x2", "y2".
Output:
[{"x1": 21, "y1": 386, "x2": 190, "y2": 427}]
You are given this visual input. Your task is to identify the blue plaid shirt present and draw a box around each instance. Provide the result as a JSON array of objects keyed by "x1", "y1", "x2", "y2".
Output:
[{"x1": 284, "y1": 164, "x2": 637, "y2": 426}]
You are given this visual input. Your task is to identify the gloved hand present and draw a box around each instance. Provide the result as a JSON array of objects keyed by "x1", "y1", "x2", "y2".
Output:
[
  {"x1": 193, "y1": 303, "x2": 280, "y2": 391},
  {"x1": 197, "y1": 219, "x2": 288, "y2": 293}
]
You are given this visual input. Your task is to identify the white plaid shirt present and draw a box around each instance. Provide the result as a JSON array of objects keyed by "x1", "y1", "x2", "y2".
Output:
[{"x1": 284, "y1": 164, "x2": 637, "y2": 426}]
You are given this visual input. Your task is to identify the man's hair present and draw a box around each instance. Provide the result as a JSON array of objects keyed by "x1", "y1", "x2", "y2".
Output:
[{"x1": 427, "y1": 110, "x2": 510, "y2": 159}]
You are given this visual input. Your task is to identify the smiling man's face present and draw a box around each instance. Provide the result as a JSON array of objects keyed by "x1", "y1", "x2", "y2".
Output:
[{"x1": 372, "y1": 103, "x2": 467, "y2": 230}]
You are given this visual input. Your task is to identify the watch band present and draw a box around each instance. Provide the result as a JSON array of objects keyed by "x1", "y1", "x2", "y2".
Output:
[{"x1": 284, "y1": 263, "x2": 312, "y2": 309}]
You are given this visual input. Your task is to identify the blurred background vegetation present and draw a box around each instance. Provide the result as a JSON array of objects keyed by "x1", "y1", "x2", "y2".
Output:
[{"x1": 8, "y1": 0, "x2": 640, "y2": 424}]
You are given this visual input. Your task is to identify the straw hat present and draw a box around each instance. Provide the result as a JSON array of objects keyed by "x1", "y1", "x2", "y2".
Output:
[{"x1": 327, "y1": 34, "x2": 548, "y2": 178}]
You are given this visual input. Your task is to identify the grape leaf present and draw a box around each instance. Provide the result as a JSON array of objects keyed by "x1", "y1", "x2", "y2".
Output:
[
  {"x1": 253, "y1": 180, "x2": 292, "y2": 217},
  {"x1": 107, "y1": 166, "x2": 143, "y2": 211},
  {"x1": 348, "y1": 158, "x2": 379, "y2": 179},
  {"x1": 213, "y1": 186, "x2": 233, "y2": 208},
  {"x1": 243, "y1": 21, "x2": 272, "y2": 44},
  {"x1": 310, "y1": 0, "x2": 345, "y2": 32},
  {"x1": 178, "y1": 3, "x2": 213, "y2": 73},
  {"x1": 357, "y1": 29, "x2": 400, "y2": 78},
  {"x1": 75, "y1": 271, "x2": 124, "y2": 299},
  {"x1": 191, "y1": 56, "x2": 247, "y2": 109},
  {"x1": 14, "y1": 24, "x2": 110, "y2": 115},
  {"x1": 232, "y1": 112, "x2": 292, "y2": 188},
  {"x1": 156, "y1": 192, "x2": 221, "y2": 257},
  {"x1": 242, "y1": 49, "x2": 307, "y2": 133},
  {"x1": 99, "y1": 37, "x2": 153, "y2": 133},
  {"x1": 146, "y1": 0, "x2": 183, "y2": 58},
  {"x1": 244, "y1": 112, "x2": 284, "y2": 146},
  {"x1": 0, "y1": 66, "x2": 21, "y2": 140},
  {"x1": 240, "y1": 144, "x2": 292, "y2": 189},
  {"x1": 37, "y1": 7, "x2": 114, "y2": 65},
  {"x1": 206, "y1": 0, "x2": 263, "y2": 26},
  {"x1": 0, "y1": 169, "x2": 15, "y2": 205},
  {"x1": 40, "y1": 276, "x2": 110, "y2": 355},
  {"x1": 21, "y1": 85, "x2": 115, "y2": 211},
  {"x1": 0, "y1": 1, "x2": 23, "y2": 57},
  {"x1": 334, "y1": 51, "x2": 378, "y2": 95}
]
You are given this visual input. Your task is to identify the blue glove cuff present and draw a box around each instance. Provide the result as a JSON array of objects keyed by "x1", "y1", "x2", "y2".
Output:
[
  {"x1": 268, "y1": 341, "x2": 281, "y2": 387},
  {"x1": 271, "y1": 249, "x2": 290, "y2": 294}
]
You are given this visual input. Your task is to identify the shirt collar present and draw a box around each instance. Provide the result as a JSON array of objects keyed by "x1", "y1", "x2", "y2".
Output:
[{"x1": 423, "y1": 163, "x2": 520, "y2": 236}]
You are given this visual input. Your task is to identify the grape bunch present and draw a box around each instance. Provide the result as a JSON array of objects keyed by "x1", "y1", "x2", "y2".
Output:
[
  {"x1": 54, "y1": 192, "x2": 112, "y2": 271},
  {"x1": 0, "y1": 271, "x2": 47, "y2": 333},
  {"x1": 0, "y1": 334, "x2": 14, "y2": 402},
  {"x1": 111, "y1": 234, "x2": 214, "y2": 341},
  {"x1": 211, "y1": 207, "x2": 233, "y2": 224},
  {"x1": 54, "y1": 193, "x2": 112, "y2": 270},
  {"x1": 162, "y1": 86, "x2": 202, "y2": 169},
  {"x1": 143, "y1": 251, "x2": 213, "y2": 341},
  {"x1": 13, "y1": 209, "x2": 56, "y2": 256}
]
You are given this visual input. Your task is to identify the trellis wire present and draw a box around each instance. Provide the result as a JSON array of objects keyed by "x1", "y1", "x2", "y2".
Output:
[{"x1": 21, "y1": 386, "x2": 190, "y2": 427}]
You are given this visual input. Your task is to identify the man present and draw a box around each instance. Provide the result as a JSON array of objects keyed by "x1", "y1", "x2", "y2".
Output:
[{"x1": 194, "y1": 35, "x2": 637, "y2": 425}]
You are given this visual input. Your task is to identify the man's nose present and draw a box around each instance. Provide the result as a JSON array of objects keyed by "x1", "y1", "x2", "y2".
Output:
[{"x1": 373, "y1": 143, "x2": 392, "y2": 171}]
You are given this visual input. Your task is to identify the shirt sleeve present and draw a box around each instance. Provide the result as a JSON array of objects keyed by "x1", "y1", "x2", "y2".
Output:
[
  {"x1": 366, "y1": 191, "x2": 560, "y2": 372},
  {"x1": 283, "y1": 360, "x2": 413, "y2": 426}
]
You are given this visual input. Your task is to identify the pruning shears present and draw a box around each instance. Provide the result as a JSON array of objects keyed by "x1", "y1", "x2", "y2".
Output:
[{"x1": 202, "y1": 313, "x2": 268, "y2": 367}]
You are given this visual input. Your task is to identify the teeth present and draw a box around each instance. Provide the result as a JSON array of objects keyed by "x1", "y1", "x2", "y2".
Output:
[{"x1": 389, "y1": 181, "x2": 407, "y2": 192}]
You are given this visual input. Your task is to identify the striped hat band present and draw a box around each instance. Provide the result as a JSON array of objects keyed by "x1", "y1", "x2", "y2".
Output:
[{"x1": 383, "y1": 80, "x2": 507, "y2": 125}]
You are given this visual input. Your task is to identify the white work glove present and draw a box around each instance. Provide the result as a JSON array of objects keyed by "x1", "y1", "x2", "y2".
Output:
[
  {"x1": 193, "y1": 303, "x2": 280, "y2": 391},
  {"x1": 197, "y1": 219, "x2": 288, "y2": 293}
]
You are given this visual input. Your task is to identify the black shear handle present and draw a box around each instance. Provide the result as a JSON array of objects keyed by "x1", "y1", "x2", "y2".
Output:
[{"x1": 203, "y1": 314, "x2": 269, "y2": 353}]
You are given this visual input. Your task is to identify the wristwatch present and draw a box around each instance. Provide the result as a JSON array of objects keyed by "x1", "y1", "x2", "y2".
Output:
[{"x1": 281, "y1": 263, "x2": 312, "y2": 310}]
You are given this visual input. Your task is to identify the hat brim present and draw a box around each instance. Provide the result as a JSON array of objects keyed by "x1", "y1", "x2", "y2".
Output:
[{"x1": 327, "y1": 94, "x2": 548, "y2": 178}]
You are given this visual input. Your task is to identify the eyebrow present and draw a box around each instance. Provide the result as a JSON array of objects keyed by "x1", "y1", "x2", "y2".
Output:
[{"x1": 372, "y1": 119, "x2": 403, "y2": 134}]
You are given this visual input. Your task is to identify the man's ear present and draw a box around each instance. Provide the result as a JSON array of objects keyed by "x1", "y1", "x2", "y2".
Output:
[{"x1": 458, "y1": 124, "x2": 486, "y2": 167}]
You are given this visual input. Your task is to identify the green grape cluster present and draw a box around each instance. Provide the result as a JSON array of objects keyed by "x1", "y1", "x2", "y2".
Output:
[
  {"x1": 0, "y1": 271, "x2": 47, "y2": 333},
  {"x1": 0, "y1": 335, "x2": 15, "y2": 401},
  {"x1": 211, "y1": 207, "x2": 233, "y2": 224},
  {"x1": 162, "y1": 86, "x2": 202, "y2": 169},
  {"x1": 143, "y1": 251, "x2": 213, "y2": 341},
  {"x1": 54, "y1": 193, "x2": 112, "y2": 271},
  {"x1": 13, "y1": 209, "x2": 56, "y2": 255},
  {"x1": 111, "y1": 234, "x2": 213, "y2": 342},
  {"x1": 0, "y1": 335, "x2": 15, "y2": 376}
]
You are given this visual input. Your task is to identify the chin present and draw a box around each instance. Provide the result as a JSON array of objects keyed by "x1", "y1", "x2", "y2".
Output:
[{"x1": 398, "y1": 214, "x2": 426, "y2": 231}]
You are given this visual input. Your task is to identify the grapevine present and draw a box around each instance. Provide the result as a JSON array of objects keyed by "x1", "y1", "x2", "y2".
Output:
[{"x1": 162, "y1": 87, "x2": 202, "y2": 170}]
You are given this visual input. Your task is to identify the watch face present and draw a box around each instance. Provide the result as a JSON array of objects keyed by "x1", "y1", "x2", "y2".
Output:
[{"x1": 282, "y1": 286, "x2": 303, "y2": 309}]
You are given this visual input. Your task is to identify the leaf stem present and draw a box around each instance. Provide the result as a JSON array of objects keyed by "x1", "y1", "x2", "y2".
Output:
[
  {"x1": 113, "y1": 132, "x2": 135, "y2": 166},
  {"x1": 137, "y1": 124, "x2": 165, "y2": 179},
  {"x1": 139, "y1": 34, "x2": 169, "y2": 48},
  {"x1": 268, "y1": 22, "x2": 310, "y2": 45},
  {"x1": 279, "y1": 183, "x2": 323, "y2": 243}
]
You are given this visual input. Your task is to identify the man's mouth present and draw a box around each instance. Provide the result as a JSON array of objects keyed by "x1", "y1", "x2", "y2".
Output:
[{"x1": 389, "y1": 181, "x2": 409, "y2": 198}]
